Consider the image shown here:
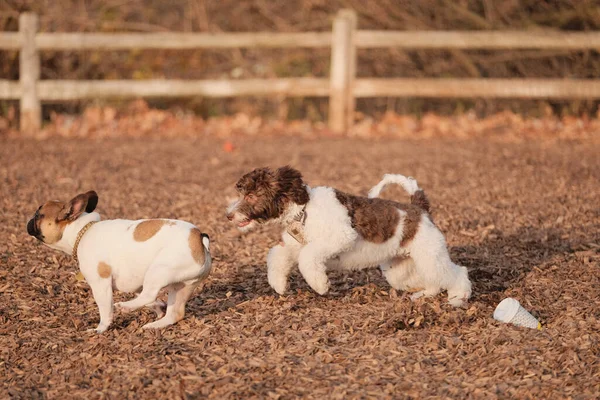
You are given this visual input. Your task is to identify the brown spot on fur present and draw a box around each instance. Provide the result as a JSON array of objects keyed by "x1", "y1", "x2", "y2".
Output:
[
  {"x1": 334, "y1": 190, "x2": 422, "y2": 245},
  {"x1": 133, "y1": 219, "x2": 174, "y2": 242},
  {"x1": 97, "y1": 262, "x2": 112, "y2": 278},
  {"x1": 188, "y1": 228, "x2": 206, "y2": 264},
  {"x1": 399, "y1": 205, "x2": 422, "y2": 247},
  {"x1": 410, "y1": 189, "x2": 431, "y2": 214},
  {"x1": 334, "y1": 190, "x2": 400, "y2": 243}
]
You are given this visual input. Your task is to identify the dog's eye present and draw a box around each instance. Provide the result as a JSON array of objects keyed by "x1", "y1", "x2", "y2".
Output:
[{"x1": 245, "y1": 194, "x2": 256, "y2": 202}]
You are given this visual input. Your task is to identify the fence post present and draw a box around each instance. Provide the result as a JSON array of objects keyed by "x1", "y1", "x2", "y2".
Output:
[
  {"x1": 19, "y1": 12, "x2": 41, "y2": 133},
  {"x1": 329, "y1": 9, "x2": 357, "y2": 133},
  {"x1": 344, "y1": 10, "x2": 357, "y2": 132}
]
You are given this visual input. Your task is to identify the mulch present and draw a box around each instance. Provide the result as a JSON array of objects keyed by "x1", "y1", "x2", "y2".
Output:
[{"x1": 1, "y1": 133, "x2": 599, "y2": 399}]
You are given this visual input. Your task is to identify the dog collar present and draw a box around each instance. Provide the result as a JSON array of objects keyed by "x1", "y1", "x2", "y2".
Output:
[
  {"x1": 72, "y1": 221, "x2": 97, "y2": 264},
  {"x1": 286, "y1": 205, "x2": 307, "y2": 245}
]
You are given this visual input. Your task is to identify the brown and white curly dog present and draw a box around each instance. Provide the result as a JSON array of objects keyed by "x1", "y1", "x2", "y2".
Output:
[{"x1": 227, "y1": 166, "x2": 472, "y2": 306}]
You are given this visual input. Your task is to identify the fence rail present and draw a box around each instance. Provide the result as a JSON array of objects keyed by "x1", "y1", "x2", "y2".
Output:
[
  {"x1": 354, "y1": 31, "x2": 600, "y2": 49},
  {"x1": 1, "y1": 11, "x2": 600, "y2": 133},
  {"x1": 34, "y1": 32, "x2": 333, "y2": 50},
  {"x1": 353, "y1": 79, "x2": 600, "y2": 98},
  {"x1": 36, "y1": 78, "x2": 331, "y2": 100}
]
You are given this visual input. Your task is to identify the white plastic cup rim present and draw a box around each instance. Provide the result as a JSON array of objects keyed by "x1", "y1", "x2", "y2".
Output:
[{"x1": 493, "y1": 297, "x2": 522, "y2": 323}]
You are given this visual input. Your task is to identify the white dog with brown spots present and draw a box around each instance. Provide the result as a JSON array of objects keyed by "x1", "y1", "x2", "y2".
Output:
[
  {"x1": 27, "y1": 191, "x2": 212, "y2": 333},
  {"x1": 227, "y1": 167, "x2": 472, "y2": 307}
]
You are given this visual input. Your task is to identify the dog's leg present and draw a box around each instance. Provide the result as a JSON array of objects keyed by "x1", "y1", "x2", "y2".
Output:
[
  {"x1": 147, "y1": 300, "x2": 167, "y2": 318},
  {"x1": 87, "y1": 277, "x2": 113, "y2": 333},
  {"x1": 142, "y1": 282, "x2": 197, "y2": 329},
  {"x1": 407, "y1": 221, "x2": 471, "y2": 307},
  {"x1": 132, "y1": 286, "x2": 166, "y2": 317},
  {"x1": 297, "y1": 243, "x2": 339, "y2": 295},
  {"x1": 446, "y1": 264, "x2": 472, "y2": 307},
  {"x1": 114, "y1": 264, "x2": 166, "y2": 312},
  {"x1": 409, "y1": 288, "x2": 441, "y2": 302},
  {"x1": 267, "y1": 244, "x2": 297, "y2": 295},
  {"x1": 404, "y1": 245, "x2": 444, "y2": 302},
  {"x1": 381, "y1": 257, "x2": 439, "y2": 301},
  {"x1": 381, "y1": 257, "x2": 416, "y2": 291}
]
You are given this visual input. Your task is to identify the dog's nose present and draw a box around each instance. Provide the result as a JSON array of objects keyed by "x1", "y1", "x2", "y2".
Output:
[
  {"x1": 226, "y1": 213, "x2": 234, "y2": 221},
  {"x1": 27, "y1": 219, "x2": 36, "y2": 236}
]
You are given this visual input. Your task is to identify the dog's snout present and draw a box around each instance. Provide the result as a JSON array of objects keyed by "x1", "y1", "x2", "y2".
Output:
[
  {"x1": 27, "y1": 218, "x2": 38, "y2": 237},
  {"x1": 226, "y1": 213, "x2": 234, "y2": 221}
]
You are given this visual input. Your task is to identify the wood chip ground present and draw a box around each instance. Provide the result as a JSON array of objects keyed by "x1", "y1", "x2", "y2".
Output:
[{"x1": 1, "y1": 136, "x2": 599, "y2": 398}]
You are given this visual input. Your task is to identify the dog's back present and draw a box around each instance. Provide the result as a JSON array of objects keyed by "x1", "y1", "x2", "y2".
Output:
[{"x1": 78, "y1": 218, "x2": 211, "y2": 292}]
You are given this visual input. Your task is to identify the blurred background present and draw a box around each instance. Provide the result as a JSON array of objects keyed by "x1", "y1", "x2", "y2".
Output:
[
  {"x1": 1, "y1": 0, "x2": 599, "y2": 129},
  {"x1": 2, "y1": 3, "x2": 600, "y2": 398}
]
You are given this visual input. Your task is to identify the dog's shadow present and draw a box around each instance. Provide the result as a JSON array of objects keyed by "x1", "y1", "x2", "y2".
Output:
[
  {"x1": 110, "y1": 265, "x2": 271, "y2": 330},
  {"x1": 180, "y1": 263, "x2": 389, "y2": 322},
  {"x1": 451, "y1": 225, "x2": 578, "y2": 307}
]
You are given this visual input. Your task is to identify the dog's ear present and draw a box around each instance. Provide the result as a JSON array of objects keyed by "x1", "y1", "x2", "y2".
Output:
[
  {"x1": 276, "y1": 165, "x2": 302, "y2": 182},
  {"x1": 276, "y1": 166, "x2": 309, "y2": 205},
  {"x1": 58, "y1": 191, "x2": 98, "y2": 221},
  {"x1": 84, "y1": 191, "x2": 99, "y2": 213}
]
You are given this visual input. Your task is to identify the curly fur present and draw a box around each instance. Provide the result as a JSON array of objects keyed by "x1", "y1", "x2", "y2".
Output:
[{"x1": 228, "y1": 167, "x2": 472, "y2": 307}]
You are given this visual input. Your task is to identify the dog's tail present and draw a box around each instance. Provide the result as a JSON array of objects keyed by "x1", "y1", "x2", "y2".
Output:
[
  {"x1": 368, "y1": 174, "x2": 431, "y2": 213},
  {"x1": 200, "y1": 232, "x2": 212, "y2": 273},
  {"x1": 201, "y1": 233, "x2": 210, "y2": 250}
]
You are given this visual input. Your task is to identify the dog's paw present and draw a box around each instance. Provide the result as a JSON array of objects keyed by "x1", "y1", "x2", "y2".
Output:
[
  {"x1": 150, "y1": 300, "x2": 167, "y2": 318},
  {"x1": 268, "y1": 276, "x2": 288, "y2": 295},
  {"x1": 448, "y1": 295, "x2": 468, "y2": 308},
  {"x1": 410, "y1": 288, "x2": 439, "y2": 302},
  {"x1": 142, "y1": 318, "x2": 174, "y2": 330},
  {"x1": 87, "y1": 324, "x2": 109, "y2": 334},
  {"x1": 409, "y1": 291, "x2": 425, "y2": 302},
  {"x1": 271, "y1": 283, "x2": 288, "y2": 296},
  {"x1": 114, "y1": 302, "x2": 133, "y2": 313},
  {"x1": 309, "y1": 278, "x2": 330, "y2": 296}
]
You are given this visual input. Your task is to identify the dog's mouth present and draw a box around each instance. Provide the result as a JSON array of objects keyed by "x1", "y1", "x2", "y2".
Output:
[{"x1": 237, "y1": 220, "x2": 251, "y2": 228}]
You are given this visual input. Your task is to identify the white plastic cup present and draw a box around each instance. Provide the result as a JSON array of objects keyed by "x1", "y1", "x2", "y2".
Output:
[{"x1": 493, "y1": 298, "x2": 542, "y2": 330}]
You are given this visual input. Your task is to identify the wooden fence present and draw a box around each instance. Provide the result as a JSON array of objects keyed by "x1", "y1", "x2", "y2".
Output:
[{"x1": 2, "y1": 10, "x2": 600, "y2": 133}]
